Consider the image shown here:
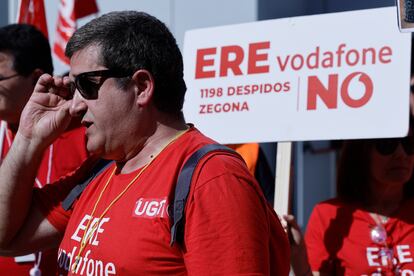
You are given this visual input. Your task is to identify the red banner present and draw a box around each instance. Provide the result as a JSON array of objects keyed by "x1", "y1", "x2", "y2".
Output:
[
  {"x1": 17, "y1": 0, "x2": 48, "y2": 38},
  {"x1": 53, "y1": 0, "x2": 98, "y2": 65}
]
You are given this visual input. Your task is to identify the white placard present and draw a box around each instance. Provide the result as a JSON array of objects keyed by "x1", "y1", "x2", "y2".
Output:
[{"x1": 183, "y1": 7, "x2": 411, "y2": 143}]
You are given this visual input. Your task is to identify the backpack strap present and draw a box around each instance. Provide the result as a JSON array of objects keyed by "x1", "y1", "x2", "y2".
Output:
[
  {"x1": 170, "y1": 144, "x2": 241, "y2": 246},
  {"x1": 62, "y1": 159, "x2": 113, "y2": 211}
]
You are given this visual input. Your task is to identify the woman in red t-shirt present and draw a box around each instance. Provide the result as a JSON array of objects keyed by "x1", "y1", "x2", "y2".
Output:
[{"x1": 285, "y1": 126, "x2": 414, "y2": 275}]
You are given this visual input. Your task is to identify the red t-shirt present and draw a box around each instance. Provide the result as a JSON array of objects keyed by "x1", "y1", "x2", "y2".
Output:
[
  {"x1": 36, "y1": 127, "x2": 289, "y2": 275},
  {"x1": 0, "y1": 124, "x2": 88, "y2": 276},
  {"x1": 306, "y1": 198, "x2": 414, "y2": 275}
]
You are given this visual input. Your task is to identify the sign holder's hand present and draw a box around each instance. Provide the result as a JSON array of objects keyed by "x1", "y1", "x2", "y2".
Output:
[{"x1": 282, "y1": 214, "x2": 313, "y2": 276}]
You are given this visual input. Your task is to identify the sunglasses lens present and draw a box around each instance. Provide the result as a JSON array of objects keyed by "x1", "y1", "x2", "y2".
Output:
[
  {"x1": 402, "y1": 137, "x2": 414, "y2": 155},
  {"x1": 76, "y1": 76, "x2": 99, "y2": 99},
  {"x1": 72, "y1": 69, "x2": 129, "y2": 99},
  {"x1": 375, "y1": 140, "x2": 398, "y2": 155}
]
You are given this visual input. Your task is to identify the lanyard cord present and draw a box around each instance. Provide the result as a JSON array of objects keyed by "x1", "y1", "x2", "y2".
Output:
[
  {"x1": 29, "y1": 252, "x2": 42, "y2": 276},
  {"x1": 71, "y1": 128, "x2": 189, "y2": 273}
]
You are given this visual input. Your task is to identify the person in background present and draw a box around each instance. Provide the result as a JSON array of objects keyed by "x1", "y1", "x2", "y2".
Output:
[
  {"x1": 0, "y1": 24, "x2": 88, "y2": 276},
  {"x1": 227, "y1": 143, "x2": 276, "y2": 204},
  {"x1": 0, "y1": 11, "x2": 289, "y2": 275},
  {"x1": 285, "y1": 39, "x2": 414, "y2": 276},
  {"x1": 285, "y1": 121, "x2": 414, "y2": 275}
]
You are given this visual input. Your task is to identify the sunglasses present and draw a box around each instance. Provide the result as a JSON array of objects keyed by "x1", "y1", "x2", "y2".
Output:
[
  {"x1": 374, "y1": 137, "x2": 414, "y2": 156},
  {"x1": 69, "y1": 69, "x2": 129, "y2": 99}
]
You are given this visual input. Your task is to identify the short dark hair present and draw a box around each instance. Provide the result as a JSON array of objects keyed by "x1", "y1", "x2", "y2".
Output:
[
  {"x1": 66, "y1": 11, "x2": 187, "y2": 115},
  {"x1": 0, "y1": 24, "x2": 53, "y2": 76},
  {"x1": 337, "y1": 137, "x2": 414, "y2": 204}
]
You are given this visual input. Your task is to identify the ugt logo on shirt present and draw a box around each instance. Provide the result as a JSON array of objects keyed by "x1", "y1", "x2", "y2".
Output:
[{"x1": 133, "y1": 197, "x2": 169, "y2": 219}]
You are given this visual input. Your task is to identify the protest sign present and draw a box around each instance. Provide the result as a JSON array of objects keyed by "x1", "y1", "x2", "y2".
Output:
[{"x1": 184, "y1": 7, "x2": 411, "y2": 143}]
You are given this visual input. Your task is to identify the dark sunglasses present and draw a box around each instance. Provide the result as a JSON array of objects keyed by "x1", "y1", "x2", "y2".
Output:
[
  {"x1": 374, "y1": 136, "x2": 414, "y2": 155},
  {"x1": 69, "y1": 69, "x2": 130, "y2": 99}
]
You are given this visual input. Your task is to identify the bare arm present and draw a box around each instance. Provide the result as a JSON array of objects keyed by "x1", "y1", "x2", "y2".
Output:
[
  {"x1": 0, "y1": 208, "x2": 62, "y2": 256},
  {"x1": 0, "y1": 74, "x2": 74, "y2": 251}
]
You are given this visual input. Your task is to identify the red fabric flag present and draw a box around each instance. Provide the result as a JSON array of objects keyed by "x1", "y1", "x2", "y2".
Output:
[
  {"x1": 74, "y1": 0, "x2": 99, "y2": 19},
  {"x1": 53, "y1": 0, "x2": 98, "y2": 65},
  {"x1": 17, "y1": 0, "x2": 49, "y2": 38}
]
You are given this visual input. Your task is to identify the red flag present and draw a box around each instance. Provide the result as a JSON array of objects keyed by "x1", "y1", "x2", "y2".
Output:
[
  {"x1": 17, "y1": 0, "x2": 48, "y2": 38},
  {"x1": 74, "y1": 0, "x2": 99, "y2": 19},
  {"x1": 53, "y1": 0, "x2": 98, "y2": 65}
]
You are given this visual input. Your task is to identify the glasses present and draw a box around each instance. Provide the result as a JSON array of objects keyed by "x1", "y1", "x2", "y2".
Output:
[
  {"x1": 69, "y1": 69, "x2": 129, "y2": 99},
  {"x1": 374, "y1": 137, "x2": 414, "y2": 156},
  {"x1": 0, "y1": 74, "x2": 19, "y2": 82},
  {"x1": 370, "y1": 224, "x2": 400, "y2": 274}
]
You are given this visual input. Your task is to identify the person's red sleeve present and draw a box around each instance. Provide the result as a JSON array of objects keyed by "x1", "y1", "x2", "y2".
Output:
[
  {"x1": 33, "y1": 157, "x2": 98, "y2": 233},
  {"x1": 183, "y1": 154, "x2": 272, "y2": 275},
  {"x1": 305, "y1": 203, "x2": 334, "y2": 274},
  {"x1": 33, "y1": 175, "x2": 75, "y2": 233}
]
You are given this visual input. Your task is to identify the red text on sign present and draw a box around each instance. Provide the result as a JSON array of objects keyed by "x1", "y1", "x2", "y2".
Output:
[
  {"x1": 276, "y1": 44, "x2": 392, "y2": 72},
  {"x1": 199, "y1": 101, "x2": 249, "y2": 114},
  {"x1": 200, "y1": 87, "x2": 223, "y2": 98},
  {"x1": 307, "y1": 72, "x2": 373, "y2": 110},
  {"x1": 195, "y1": 41, "x2": 270, "y2": 79},
  {"x1": 227, "y1": 81, "x2": 290, "y2": 95}
]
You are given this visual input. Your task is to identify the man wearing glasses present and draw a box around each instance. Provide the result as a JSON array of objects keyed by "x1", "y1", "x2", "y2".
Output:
[
  {"x1": 0, "y1": 12, "x2": 289, "y2": 275},
  {"x1": 0, "y1": 24, "x2": 88, "y2": 275}
]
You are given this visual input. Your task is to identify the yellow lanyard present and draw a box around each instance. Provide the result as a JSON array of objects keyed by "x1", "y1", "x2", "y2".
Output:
[{"x1": 71, "y1": 129, "x2": 188, "y2": 273}]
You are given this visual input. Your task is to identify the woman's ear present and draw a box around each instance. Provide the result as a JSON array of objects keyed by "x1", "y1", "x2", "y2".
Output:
[{"x1": 131, "y1": 69, "x2": 154, "y2": 106}]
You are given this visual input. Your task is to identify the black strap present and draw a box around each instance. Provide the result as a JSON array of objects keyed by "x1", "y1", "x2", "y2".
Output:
[
  {"x1": 62, "y1": 159, "x2": 113, "y2": 211},
  {"x1": 170, "y1": 144, "x2": 239, "y2": 246},
  {"x1": 62, "y1": 144, "x2": 240, "y2": 247}
]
